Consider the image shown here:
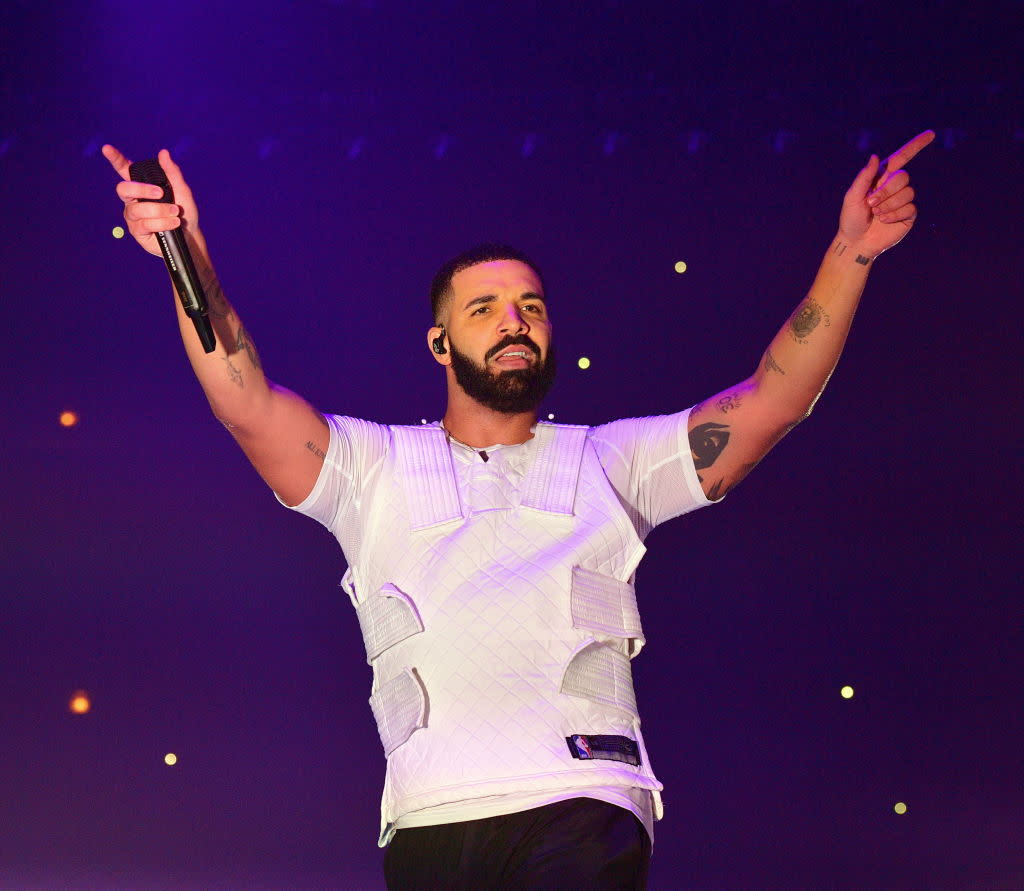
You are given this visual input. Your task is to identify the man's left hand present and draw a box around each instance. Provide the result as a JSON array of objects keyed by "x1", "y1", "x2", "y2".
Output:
[{"x1": 838, "y1": 129, "x2": 935, "y2": 260}]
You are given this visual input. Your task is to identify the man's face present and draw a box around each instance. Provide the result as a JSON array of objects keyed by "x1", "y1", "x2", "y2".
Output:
[{"x1": 443, "y1": 259, "x2": 556, "y2": 414}]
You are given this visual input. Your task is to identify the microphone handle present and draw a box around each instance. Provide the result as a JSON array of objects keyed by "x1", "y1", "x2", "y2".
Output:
[
  {"x1": 155, "y1": 226, "x2": 217, "y2": 353},
  {"x1": 128, "y1": 158, "x2": 217, "y2": 353}
]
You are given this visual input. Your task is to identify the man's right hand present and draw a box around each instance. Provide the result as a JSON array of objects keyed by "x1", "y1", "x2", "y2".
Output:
[{"x1": 102, "y1": 145, "x2": 203, "y2": 260}]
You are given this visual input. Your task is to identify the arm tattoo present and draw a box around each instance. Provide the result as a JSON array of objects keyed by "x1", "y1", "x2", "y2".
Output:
[
  {"x1": 305, "y1": 440, "x2": 326, "y2": 460},
  {"x1": 202, "y1": 275, "x2": 231, "y2": 320},
  {"x1": 717, "y1": 392, "x2": 743, "y2": 413},
  {"x1": 689, "y1": 422, "x2": 730, "y2": 481},
  {"x1": 789, "y1": 297, "x2": 831, "y2": 343},
  {"x1": 235, "y1": 324, "x2": 263, "y2": 371},
  {"x1": 833, "y1": 241, "x2": 848, "y2": 256},
  {"x1": 222, "y1": 356, "x2": 243, "y2": 388},
  {"x1": 855, "y1": 254, "x2": 871, "y2": 265},
  {"x1": 763, "y1": 347, "x2": 786, "y2": 375}
]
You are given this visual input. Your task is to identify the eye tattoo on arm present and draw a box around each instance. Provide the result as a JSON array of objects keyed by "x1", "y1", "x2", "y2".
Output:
[{"x1": 689, "y1": 422, "x2": 730, "y2": 482}]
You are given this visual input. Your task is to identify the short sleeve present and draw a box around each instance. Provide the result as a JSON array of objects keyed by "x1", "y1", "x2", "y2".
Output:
[
  {"x1": 589, "y1": 407, "x2": 715, "y2": 538},
  {"x1": 275, "y1": 415, "x2": 391, "y2": 542}
]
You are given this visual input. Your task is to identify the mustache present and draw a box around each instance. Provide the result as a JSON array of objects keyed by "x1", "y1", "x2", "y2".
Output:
[{"x1": 484, "y1": 335, "x2": 541, "y2": 362}]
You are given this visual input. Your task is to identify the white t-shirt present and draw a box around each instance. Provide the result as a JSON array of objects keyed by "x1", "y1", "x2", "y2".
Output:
[{"x1": 280, "y1": 409, "x2": 715, "y2": 841}]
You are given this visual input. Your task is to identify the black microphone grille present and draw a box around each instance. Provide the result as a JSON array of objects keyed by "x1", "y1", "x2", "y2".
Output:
[{"x1": 128, "y1": 158, "x2": 173, "y2": 203}]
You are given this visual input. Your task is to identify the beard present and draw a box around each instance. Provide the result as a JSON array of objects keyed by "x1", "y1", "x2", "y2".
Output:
[{"x1": 448, "y1": 335, "x2": 557, "y2": 415}]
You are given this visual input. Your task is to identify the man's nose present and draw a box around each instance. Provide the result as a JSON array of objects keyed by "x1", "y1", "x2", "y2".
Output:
[{"x1": 498, "y1": 304, "x2": 527, "y2": 333}]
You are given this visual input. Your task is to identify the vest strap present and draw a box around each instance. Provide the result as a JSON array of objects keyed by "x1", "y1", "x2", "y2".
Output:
[
  {"x1": 369, "y1": 668, "x2": 428, "y2": 756},
  {"x1": 392, "y1": 425, "x2": 464, "y2": 529},
  {"x1": 357, "y1": 584, "x2": 425, "y2": 663},
  {"x1": 559, "y1": 641, "x2": 638, "y2": 717},
  {"x1": 570, "y1": 567, "x2": 645, "y2": 652},
  {"x1": 520, "y1": 423, "x2": 588, "y2": 515}
]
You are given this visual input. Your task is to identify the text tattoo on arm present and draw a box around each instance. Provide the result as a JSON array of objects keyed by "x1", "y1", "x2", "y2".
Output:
[
  {"x1": 305, "y1": 440, "x2": 326, "y2": 460},
  {"x1": 717, "y1": 392, "x2": 743, "y2": 412},
  {"x1": 763, "y1": 347, "x2": 786, "y2": 375}
]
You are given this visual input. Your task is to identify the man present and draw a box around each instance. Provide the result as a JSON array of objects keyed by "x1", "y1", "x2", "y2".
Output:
[{"x1": 103, "y1": 130, "x2": 933, "y2": 889}]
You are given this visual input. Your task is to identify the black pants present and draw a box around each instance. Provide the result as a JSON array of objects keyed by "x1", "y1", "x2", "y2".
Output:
[{"x1": 383, "y1": 797, "x2": 651, "y2": 890}]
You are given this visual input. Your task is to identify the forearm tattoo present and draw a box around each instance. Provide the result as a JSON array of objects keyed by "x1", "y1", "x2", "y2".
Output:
[
  {"x1": 789, "y1": 297, "x2": 831, "y2": 344},
  {"x1": 836, "y1": 239, "x2": 871, "y2": 266},
  {"x1": 305, "y1": 440, "x2": 326, "y2": 460},
  {"x1": 202, "y1": 275, "x2": 231, "y2": 320},
  {"x1": 763, "y1": 347, "x2": 786, "y2": 375},
  {"x1": 235, "y1": 324, "x2": 263, "y2": 371},
  {"x1": 223, "y1": 356, "x2": 243, "y2": 388}
]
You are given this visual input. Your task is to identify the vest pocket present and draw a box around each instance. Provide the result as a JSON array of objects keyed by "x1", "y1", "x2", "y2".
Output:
[
  {"x1": 559, "y1": 639, "x2": 639, "y2": 718},
  {"x1": 356, "y1": 583, "x2": 425, "y2": 663},
  {"x1": 570, "y1": 566, "x2": 645, "y2": 656},
  {"x1": 369, "y1": 668, "x2": 428, "y2": 756}
]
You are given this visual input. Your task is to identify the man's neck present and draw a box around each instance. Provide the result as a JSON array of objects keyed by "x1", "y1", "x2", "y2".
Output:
[{"x1": 442, "y1": 389, "x2": 537, "y2": 448}]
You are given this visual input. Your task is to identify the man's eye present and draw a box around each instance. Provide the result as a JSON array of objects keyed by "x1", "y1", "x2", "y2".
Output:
[{"x1": 471, "y1": 306, "x2": 489, "y2": 315}]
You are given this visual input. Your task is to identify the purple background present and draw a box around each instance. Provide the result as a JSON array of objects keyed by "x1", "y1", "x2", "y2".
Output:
[{"x1": 3, "y1": 1, "x2": 1021, "y2": 887}]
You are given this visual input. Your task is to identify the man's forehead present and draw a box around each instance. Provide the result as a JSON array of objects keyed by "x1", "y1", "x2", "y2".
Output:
[{"x1": 451, "y1": 259, "x2": 543, "y2": 296}]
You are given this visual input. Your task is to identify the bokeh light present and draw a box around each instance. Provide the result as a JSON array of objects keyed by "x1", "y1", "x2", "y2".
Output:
[
  {"x1": 841, "y1": 685, "x2": 854, "y2": 699},
  {"x1": 577, "y1": 357, "x2": 591, "y2": 370},
  {"x1": 112, "y1": 226, "x2": 125, "y2": 239},
  {"x1": 164, "y1": 753, "x2": 178, "y2": 766},
  {"x1": 674, "y1": 260, "x2": 688, "y2": 273},
  {"x1": 69, "y1": 690, "x2": 91, "y2": 714},
  {"x1": 894, "y1": 801, "x2": 907, "y2": 815},
  {"x1": 59, "y1": 410, "x2": 79, "y2": 428}
]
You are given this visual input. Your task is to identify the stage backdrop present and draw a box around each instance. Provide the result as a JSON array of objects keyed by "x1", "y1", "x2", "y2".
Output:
[{"x1": 2, "y1": 2, "x2": 1021, "y2": 887}]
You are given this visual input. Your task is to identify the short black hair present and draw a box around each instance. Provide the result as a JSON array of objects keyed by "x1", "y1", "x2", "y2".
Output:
[{"x1": 429, "y1": 243, "x2": 543, "y2": 324}]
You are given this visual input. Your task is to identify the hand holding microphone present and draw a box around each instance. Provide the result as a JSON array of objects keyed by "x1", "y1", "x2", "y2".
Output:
[{"x1": 103, "y1": 145, "x2": 216, "y2": 353}]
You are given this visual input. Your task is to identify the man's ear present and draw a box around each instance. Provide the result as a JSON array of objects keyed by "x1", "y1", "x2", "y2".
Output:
[{"x1": 427, "y1": 325, "x2": 451, "y2": 365}]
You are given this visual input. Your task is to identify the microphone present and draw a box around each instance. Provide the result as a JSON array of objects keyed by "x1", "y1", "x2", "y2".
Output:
[{"x1": 128, "y1": 158, "x2": 217, "y2": 353}]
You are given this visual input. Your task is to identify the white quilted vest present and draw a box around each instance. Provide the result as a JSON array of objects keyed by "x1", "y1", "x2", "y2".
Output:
[{"x1": 345, "y1": 422, "x2": 664, "y2": 844}]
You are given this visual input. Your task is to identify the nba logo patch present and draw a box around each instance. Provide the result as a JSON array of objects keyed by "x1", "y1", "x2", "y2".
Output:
[{"x1": 571, "y1": 734, "x2": 593, "y2": 759}]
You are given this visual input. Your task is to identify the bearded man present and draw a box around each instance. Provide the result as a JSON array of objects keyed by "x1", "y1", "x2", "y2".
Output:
[{"x1": 103, "y1": 129, "x2": 933, "y2": 889}]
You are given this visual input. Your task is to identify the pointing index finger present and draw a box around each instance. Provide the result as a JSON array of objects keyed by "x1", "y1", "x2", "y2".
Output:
[
  {"x1": 883, "y1": 130, "x2": 935, "y2": 172},
  {"x1": 101, "y1": 143, "x2": 133, "y2": 181}
]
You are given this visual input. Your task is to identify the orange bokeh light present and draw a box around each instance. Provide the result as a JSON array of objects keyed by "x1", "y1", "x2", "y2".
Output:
[
  {"x1": 69, "y1": 690, "x2": 91, "y2": 714},
  {"x1": 59, "y1": 410, "x2": 79, "y2": 428}
]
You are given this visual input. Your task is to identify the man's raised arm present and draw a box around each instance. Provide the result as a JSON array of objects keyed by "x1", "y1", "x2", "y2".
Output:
[
  {"x1": 686, "y1": 130, "x2": 935, "y2": 500},
  {"x1": 103, "y1": 145, "x2": 328, "y2": 506}
]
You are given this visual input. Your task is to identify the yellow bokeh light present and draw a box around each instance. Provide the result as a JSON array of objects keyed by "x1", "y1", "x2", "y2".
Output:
[
  {"x1": 69, "y1": 690, "x2": 91, "y2": 714},
  {"x1": 112, "y1": 226, "x2": 125, "y2": 239},
  {"x1": 894, "y1": 801, "x2": 907, "y2": 815},
  {"x1": 674, "y1": 261, "x2": 688, "y2": 274},
  {"x1": 841, "y1": 685, "x2": 854, "y2": 699},
  {"x1": 59, "y1": 410, "x2": 79, "y2": 428},
  {"x1": 577, "y1": 357, "x2": 591, "y2": 370},
  {"x1": 164, "y1": 753, "x2": 178, "y2": 766},
  {"x1": 547, "y1": 413, "x2": 555, "y2": 420}
]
